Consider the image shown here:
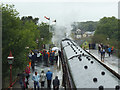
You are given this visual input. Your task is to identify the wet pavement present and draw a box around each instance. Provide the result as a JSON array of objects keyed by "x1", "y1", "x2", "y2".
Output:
[
  {"x1": 86, "y1": 49, "x2": 120, "y2": 74},
  {"x1": 13, "y1": 56, "x2": 63, "y2": 89}
]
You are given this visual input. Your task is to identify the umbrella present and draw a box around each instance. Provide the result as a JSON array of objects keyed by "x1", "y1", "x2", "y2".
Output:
[
  {"x1": 52, "y1": 47, "x2": 60, "y2": 51},
  {"x1": 32, "y1": 49, "x2": 38, "y2": 53}
]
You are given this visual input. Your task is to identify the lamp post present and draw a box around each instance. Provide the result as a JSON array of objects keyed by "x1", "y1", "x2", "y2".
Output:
[{"x1": 7, "y1": 51, "x2": 14, "y2": 88}]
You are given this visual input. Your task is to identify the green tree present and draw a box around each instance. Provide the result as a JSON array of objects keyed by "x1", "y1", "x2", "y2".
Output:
[
  {"x1": 21, "y1": 16, "x2": 39, "y2": 25},
  {"x1": 71, "y1": 21, "x2": 98, "y2": 32},
  {"x1": 94, "y1": 16, "x2": 118, "y2": 39},
  {"x1": 38, "y1": 22, "x2": 52, "y2": 44},
  {"x1": 1, "y1": 4, "x2": 41, "y2": 88},
  {"x1": 2, "y1": 3, "x2": 53, "y2": 88}
]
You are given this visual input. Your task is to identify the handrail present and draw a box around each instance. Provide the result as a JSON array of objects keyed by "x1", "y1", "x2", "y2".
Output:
[{"x1": 7, "y1": 77, "x2": 18, "y2": 89}]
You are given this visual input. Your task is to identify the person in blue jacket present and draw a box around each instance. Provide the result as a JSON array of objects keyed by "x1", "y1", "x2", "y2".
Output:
[
  {"x1": 46, "y1": 69, "x2": 53, "y2": 88},
  {"x1": 108, "y1": 47, "x2": 111, "y2": 57}
]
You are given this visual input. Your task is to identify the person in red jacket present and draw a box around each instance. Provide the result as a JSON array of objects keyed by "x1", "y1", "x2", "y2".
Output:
[
  {"x1": 111, "y1": 46, "x2": 114, "y2": 54},
  {"x1": 25, "y1": 65, "x2": 30, "y2": 88}
]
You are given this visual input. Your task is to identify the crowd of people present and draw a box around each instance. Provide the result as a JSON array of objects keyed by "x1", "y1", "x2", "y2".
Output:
[
  {"x1": 98, "y1": 43, "x2": 114, "y2": 62},
  {"x1": 28, "y1": 49, "x2": 61, "y2": 71},
  {"x1": 17, "y1": 48, "x2": 61, "y2": 90},
  {"x1": 17, "y1": 68, "x2": 60, "y2": 90}
]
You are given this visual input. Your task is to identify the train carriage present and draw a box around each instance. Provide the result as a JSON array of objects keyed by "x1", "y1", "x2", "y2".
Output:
[{"x1": 61, "y1": 38, "x2": 120, "y2": 89}]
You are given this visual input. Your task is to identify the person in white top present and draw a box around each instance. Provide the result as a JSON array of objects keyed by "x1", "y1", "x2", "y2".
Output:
[
  {"x1": 37, "y1": 51, "x2": 41, "y2": 62},
  {"x1": 39, "y1": 69, "x2": 46, "y2": 88},
  {"x1": 32, "y1": 71, "x2": 40, "y2": 90}
]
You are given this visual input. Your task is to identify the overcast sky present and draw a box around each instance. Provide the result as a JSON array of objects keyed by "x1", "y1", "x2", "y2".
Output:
[{"x1": 2, "y1": 0, "x2": 119, "y2": 27}]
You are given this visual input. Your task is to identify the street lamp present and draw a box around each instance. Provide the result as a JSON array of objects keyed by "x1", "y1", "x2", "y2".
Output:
[{"x1": 7, "y1": 51, "x2": 14, "y2": 88}]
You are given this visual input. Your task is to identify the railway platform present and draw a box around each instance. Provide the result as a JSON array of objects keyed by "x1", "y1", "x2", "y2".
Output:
[
  {"x1": 13, "y1": 56, "x2": 63, "y2": 89},
  {"x1": 86, "y1": 49, "x2": 120, "y2": 74}
]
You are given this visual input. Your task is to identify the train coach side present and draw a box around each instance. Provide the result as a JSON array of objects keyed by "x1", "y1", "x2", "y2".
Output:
[{"x1": 61, "y1": 38, "x2": 120, "y2": 89}]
